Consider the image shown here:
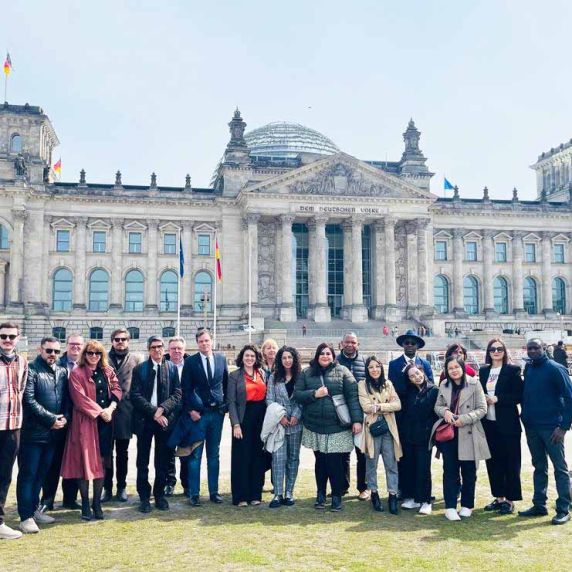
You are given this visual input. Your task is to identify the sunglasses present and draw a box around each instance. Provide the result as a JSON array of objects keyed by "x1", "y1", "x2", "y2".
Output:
[
  {"x1": 0, "y1": 334, "x2": 18, "y2": 340},
  {"x1": 114, "y1": 337, "x2": 128, "y2": 342},
  {"x1": 44, "y1": 348, "x2": 61, "y2": 355},
  {"x1": 86, "y1": 351, "x2": 102, "y2": 357},
  {"x1": 489, "y1": 347, "x2": 505, "y2": 353}
]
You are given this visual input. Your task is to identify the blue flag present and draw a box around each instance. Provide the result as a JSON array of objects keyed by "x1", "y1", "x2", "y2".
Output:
[
  {"x1": 179, "y1": 236, "x2": 185, "y2": 277},
  {"x1": 444, "y1": 177, "x2": 454, "y2": 191}
]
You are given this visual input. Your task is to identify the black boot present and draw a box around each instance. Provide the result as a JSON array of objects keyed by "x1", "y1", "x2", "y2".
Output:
[
  {"x1": 330, "y1": 495, "x2": 343, "y2": 512},
  {"x1": 92, "y1": 478, "x2": 105, "y2": 519},
  {"x1": 81, "y1": 500, "x2": 93, "y2": 521},
  {"x1": 388, "y1": 493, "x2": 398, "y2": 515},
  {"x1": 78, "y1": 479, "x2": 92, "y2": 521},
  {"x1": 314, "y1": 491, "x2": 326, "y2": 509},
  {"x1": 371, "y1": 491, "x2": 383, "y2": 512}
]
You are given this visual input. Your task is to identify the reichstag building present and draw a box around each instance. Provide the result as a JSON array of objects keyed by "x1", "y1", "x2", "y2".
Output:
[{"x1": 0, "y1": 102, "x2": 571, "y2": 345}]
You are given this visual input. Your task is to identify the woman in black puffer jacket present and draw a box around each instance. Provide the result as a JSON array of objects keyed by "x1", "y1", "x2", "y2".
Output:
[{"x1": 294, "y1": 342, "x2": 362, "y2": 512}]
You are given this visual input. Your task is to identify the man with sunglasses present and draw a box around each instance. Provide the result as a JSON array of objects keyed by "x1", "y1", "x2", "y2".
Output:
[
  {"x1": 16, "y1": 337, "x2": 70, "y2": 534},
  {"x1": 0, "y1": 322, "x2": 28, "y2": 540},
  {"x1": 103, "y1": 328, "x2": 141, "y2": 503},
  {"x1": 39, "y1": 334, "x2": 83, "y2": 512},
  {"x1": 131, "y1": 336, "x2": 182, "y2": 513}
]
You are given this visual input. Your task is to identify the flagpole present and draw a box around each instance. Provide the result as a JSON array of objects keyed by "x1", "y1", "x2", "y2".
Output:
[
  {"x1": 176, "y1": 228, "x2": 182, "y2": 336},
  {"x1": 248, "y1": 231, "x2": 252, "y2": 344},
  {"x1": 213, "y1": 231, "x2": 218, "y2": 349},
  {"x1": 3, "y1": 73, "x2": 7, "y2": 102}
]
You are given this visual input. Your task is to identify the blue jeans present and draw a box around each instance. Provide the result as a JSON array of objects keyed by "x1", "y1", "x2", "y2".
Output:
[
  {"x1": 186, "y1": 409, "x2": 224, "y2": 497},
  {"x1": 525, "y1": 427, "x2": 571, "y2": 514},
  {"x1": 16, "y1": 441, "x2": 56, "y2": 521}
]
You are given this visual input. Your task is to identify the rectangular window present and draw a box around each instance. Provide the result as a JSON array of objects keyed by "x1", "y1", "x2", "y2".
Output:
[
  {"x1": 93, "y1": 231, "x2": 106, "y2": 253},
  {"x1": 164, "y1": 233, "x2": 176, "y2": 254},
  {"x1": 524, "y1": 243, "x2": 536, "y2": 263},
  {"x1": 465, "y1": 241, "x2": 477, "y2": 262},
  {"x1": 435, "y1": 240, "x2": 447, "y2": 261},
  {"x1": 554, "y1": 243, "x2": 565, "y2": 264},
  {"x1": 56, "y1": 229, "x2": 70, "y2": 252},
  {"x1": 198, "y1": 234, "x2": 211, "y2": 256},
  {"x1": 128, "y1": 232, "x2": 142, "y2": 254},
  {"x1": 495, "y1": 242, "x2": 507, "y2": 262}
]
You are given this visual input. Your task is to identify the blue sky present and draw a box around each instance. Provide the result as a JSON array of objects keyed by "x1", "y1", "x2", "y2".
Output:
[{"x1": 3, "y1": 0, "x2": 571, "y2": 198}]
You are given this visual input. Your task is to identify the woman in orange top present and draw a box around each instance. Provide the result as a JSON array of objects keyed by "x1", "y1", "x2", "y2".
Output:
[{"x1": 227, "y1": 344, "x2": 268, "y2": 506}]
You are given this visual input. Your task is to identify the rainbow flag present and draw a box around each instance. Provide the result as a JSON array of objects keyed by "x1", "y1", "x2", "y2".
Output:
[
  {"x1": 3, "y1": 53, "x2": 12, "y2": 76},
  {"x1": 215, "y1": 237, "x2": 222, "y2": 282},
  {"x1": 53, "y1": 158, "x2": 62, "y2": 175}
]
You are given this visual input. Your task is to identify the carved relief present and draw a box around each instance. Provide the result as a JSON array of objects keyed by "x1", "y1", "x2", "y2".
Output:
[
  {"x1": 394, "y1": 223, "x2": 408, "y2": 307},
  {"x1": 258, "y1": 222, "x2": 277, "y2": 304},
  {"x1": 288, "y1": 162, "x2": 410, "y2": 198}
]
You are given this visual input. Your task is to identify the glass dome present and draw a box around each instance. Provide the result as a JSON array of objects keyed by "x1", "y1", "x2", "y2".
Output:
[{"x1": 244, "y1": 122, "x2": 339, "y2": 158}]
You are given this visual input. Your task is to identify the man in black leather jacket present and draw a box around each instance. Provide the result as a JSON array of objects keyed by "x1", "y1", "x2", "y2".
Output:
[{"x1": 16, "y1": 337, "x2": 70, "y2": 533}]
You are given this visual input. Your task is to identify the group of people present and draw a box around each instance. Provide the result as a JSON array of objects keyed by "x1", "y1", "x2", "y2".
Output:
[{"x1": 1, "y1": 321, "x2": 571, "y2": 542}]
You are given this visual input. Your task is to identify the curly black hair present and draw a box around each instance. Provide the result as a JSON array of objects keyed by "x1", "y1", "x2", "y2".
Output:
[
  {"x1": 274, "y1": 346, "x2": 302, "y2": 383},
  {"x1": 235, "y1": 344, "x2": 263, "y2": 370}
]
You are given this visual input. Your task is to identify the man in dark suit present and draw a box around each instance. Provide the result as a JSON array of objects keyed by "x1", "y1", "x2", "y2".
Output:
[
  {"x1": 180, "y1": 328, "x2": 228, "y2": 506},
  {"x1": 131, "y1": 335, "x2": 181, "y2": 514}
]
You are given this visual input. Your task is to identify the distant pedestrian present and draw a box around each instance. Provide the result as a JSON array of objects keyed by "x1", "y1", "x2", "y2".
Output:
[
  {"x1": 383, "y1": 325, "x2": 389, "y2": 337},
  {"x1": 302, "y1": 325, "x2": 307, "y2": 337},
  {"x1": 553, "y1": 341, "x2": 568, "y2": 370}
]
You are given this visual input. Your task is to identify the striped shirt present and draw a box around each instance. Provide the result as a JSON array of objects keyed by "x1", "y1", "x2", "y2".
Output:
[{"x1": 0, "y1": 354, "x2": 28, "y2": 431}]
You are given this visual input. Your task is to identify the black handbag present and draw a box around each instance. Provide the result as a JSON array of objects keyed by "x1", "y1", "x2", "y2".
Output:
[{"x1": 369, "y1": 416, "x2": 389, "y2": 437}]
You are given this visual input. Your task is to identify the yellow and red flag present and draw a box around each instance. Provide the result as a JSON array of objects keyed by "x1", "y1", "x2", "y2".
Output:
[
  {"x1": 215, "y1": 237, "x2": 222, "y2": 282},
  {"x1": 53, "y1": 158, "x2": 62, "y2": 175},
  {"x1": 3, "y1": 53, "x2": 12, "y2": 76}
]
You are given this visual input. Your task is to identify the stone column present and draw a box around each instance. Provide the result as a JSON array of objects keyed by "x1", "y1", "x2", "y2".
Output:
[
  {"x1": 417, "y1": 218, "x2": 433, "y2": 316},
  {"x1": 73, "y1": 217, "x2": 88, "y2": 311},
  {"x1": 7, "y1": 208, "x2": 26, "y2": 309},
  {"x1": 483, "y1": 230, "x2": 496, "y2": 317},
  {"x1": 110, "y1": 218, "x2": 123, "y2": 310},
  {"x1": 350, "y1": 216, "x2": 368, "y2": 322},
  {"x1": 23, "y1": 209, "x2": 46, "y2": 313},
  {"x1": 308, "y1": 214, "x2": 330, "y2": 322},
  {"x1": 405, "y1": 221, "x2": 419, "y2": 316},
  {"x1": 181, "y1": 221, "x2": 193, "y2": 312},
  {"x1": 371, "y1": 221, "x2": 386, "y2": 319},
  {"x1": 541, "y1": 232, "x2": 555, "y2": 316},
  {"x1": 0, "y1": 261, "x2": 7, "y2": 306},
  {"x1": 245, "y1": 214, "x2": 260, "y2": 310},
  {"x1": 341, "y1": 219, "x2": 353, "y2": 319},
  {"x1": 384, "y1": 216, "x2": 399, "y2": 321},
  {"x1": 512, "y1": 231, "x2": 526, "y2": 317},
  {"x1": 452, "y1": 228, "x2": 466, "y2": 317},
  {"x1": 145, "y1": 219, "x2": 158, "y2": 312},
  {"x1": 279, "y1": 215, "x2": 296, "y2": 321}
]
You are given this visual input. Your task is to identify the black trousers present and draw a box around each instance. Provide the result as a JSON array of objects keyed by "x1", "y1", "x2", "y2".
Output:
[
  {"x1": 166, "y1": 450, "x2": 189, "y2": 490},
  {"x1": 0, "y1": 429, "x2": 20, "y2": 525},
  {"x1": 315, "y1": 451, "x2": 346, "y2": 497},
  {"x1": 483, "y1": 420, "x2": 522, "y2": 501},
  {"x1": 231, "y1": 401, "x2": 267, "y2": 505},
  {"x1": 400, "y1": 441, "x2": 432, "y2": 503},
  {"x1": 343, "y1": 446, "x2": 367, "y2": 493},
  {"x1": 440, "y1": 436, "x2": 477, "y2": 509},
  {"x1": 135, "y1": 422, "x2": 172, "y2": 501},
  {"x1": 41, "y1": 434, "x2": 78, "y2": 506},
  {"x1": 104, "y1": 437, "x2": 131, "y2": 491}
]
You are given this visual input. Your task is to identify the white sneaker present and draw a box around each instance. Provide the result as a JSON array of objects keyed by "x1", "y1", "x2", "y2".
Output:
[
  {"x1": 445, "y1": 508, "x2": 461, "y2": 521},
  {"x1": 19, "y1": 518, "x2": 40, "y2": 534},
  {"x1": 0, "y1": 523, "x2": 23, "y2": 540},
  {"x1": 459, "y1": 507, "x2": 473, "y2": 518},
  {"x1": 419, "y1": 503, "x2": 432, "y2": 515},
  {"x1": 34, "y1": 510, "x2": 55, "y2": 524},
  {"x1": 401, "y1": 498, "x2": 421, "y2": 509}
]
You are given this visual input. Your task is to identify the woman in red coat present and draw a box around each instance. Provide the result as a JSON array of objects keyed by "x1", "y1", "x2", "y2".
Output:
[
  {"x1": 61, "y1": 341, "x2": 121, "y2": 521},
  {"x1": 438, "y1": 343, "x2": 477, "y2": 383}
]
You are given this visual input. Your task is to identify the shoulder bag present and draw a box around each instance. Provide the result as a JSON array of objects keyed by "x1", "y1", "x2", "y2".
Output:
[
  {"x1": 366, "y1": 382, "x2": 389, "y2": 437},
  {"x1": 321, "y1": 374, "x2": 352, "y2": 428},
  {"x1": 434, "y1": 398, "x2": 459, "y2": 443}
]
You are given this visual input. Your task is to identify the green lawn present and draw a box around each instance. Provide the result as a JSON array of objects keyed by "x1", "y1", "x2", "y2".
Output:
[{"x1": 1, "y1": 468, "x2": 569, "y2": 571}]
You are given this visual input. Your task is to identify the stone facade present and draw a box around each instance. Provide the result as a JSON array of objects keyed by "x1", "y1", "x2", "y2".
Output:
[{"x1": 0, "y1": 103, "x2": 571, "y2": 345}]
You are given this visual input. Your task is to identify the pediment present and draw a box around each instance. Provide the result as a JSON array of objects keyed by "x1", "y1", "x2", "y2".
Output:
[
  {"x1": 124, "y1": 221, "x2": 147, "y2": 231},
  {"x1": 243, "y1": 153, "x2": 436, "y2": 200},
  {"x1": 463, "y1": 231, "x2": 482, "y2": 241},
  {"x1": 193, "y1": 223, "x2": 216, "y2": 233},
  {"x1": 51, "y1": 217, "x2": 75, "y2": 229},
  {"x1": 434, "y1": 230, "x2": 452, "y2": 239},
  {"x1": 159, "y1": 222, "x2": 181, "y2": 232},
  {"x1": 87, "y1": 219, "x2": 111, "y2": 230},
  {"x1": 493, "y1": 232, "x2": 512, "y2": 241},
  {"x1": 523, "y1": 232, "x2": 541, "y2": 242},
  {"x1": 552, "y1": 233, "x2": 570, "y2": 242}
]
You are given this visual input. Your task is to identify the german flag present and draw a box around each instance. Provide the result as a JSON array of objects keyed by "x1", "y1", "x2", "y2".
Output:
[
  {"x1": 3, "y1": 53, "x2": 12, "y2": 76},
  {"x1": 53, "y1": 158, "x2": 62, "y2": 175},
  {"x1": 215, "y1": 237, "x2": 222, "y2": 282}
]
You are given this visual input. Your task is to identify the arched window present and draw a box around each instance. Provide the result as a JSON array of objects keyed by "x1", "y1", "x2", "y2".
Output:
[
  {"x1": 0, "y1": 224, "x2": 8, "y2": 249},
  {"x1": 89, "y1": 268, "x2": 109, "y2": 311},
  {"x1": 553, "y1": 277, "x2": 566, "y2": 315},
  {"x1": 160, "y1": 270, "x2": 178, "y2": 312},
  {"x1": 124, "y1": 269, "x2": 144, "y2": 312},
  {"x1": 52, "y1": 327, "x2": 66, "y2": 342},
  {"x1": 52, "y1": 268, "x2": 73, "y2": 311},
  {"x1": 493, "y1": 277, "x2": 509, "y2": 314},
  {"x1": 89, "y1": 326, "x2": 103, "y2": 340},
  {"x1": 162, "y1": 326, "x2": 176, "y2": 338},
  {"x1": 127, "y1": 326, "x2": 140, "y2": 340},
  {"x1": 194, "y1": 271, "x2": 213, "y2": 312},
  {"x1": 433, "y1": 275, "x2": 449, "y2": 314},
  {"x1": 463, "y1": 276, "x2": 479, "y2": 315},
  {"x1": 523, "y1": 277, "x2": 538, "y2": 315},
  {"x1": 10, "y1": 134, "x2": 22, "y2": 153}
]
